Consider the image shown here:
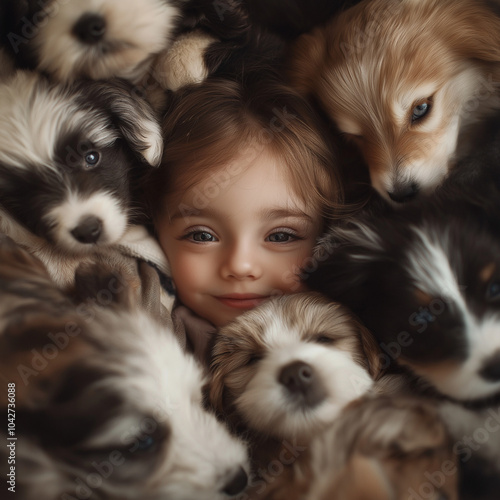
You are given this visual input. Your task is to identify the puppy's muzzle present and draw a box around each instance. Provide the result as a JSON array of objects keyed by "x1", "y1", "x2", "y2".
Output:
[
  {"x1": 388, "y1": 181, "x2": 420, "y2": 203},
  {"x1": 71, "y1": 215, "x2": 103, "y2": 244},
  {"x1": 279, "y1": 361, "x2": 327, "y2": 407},
  {"x1": 72, "y1": 13, "x2": 107, "y2": 45}
]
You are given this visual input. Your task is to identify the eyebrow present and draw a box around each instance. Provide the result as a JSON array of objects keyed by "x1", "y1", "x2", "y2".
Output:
[{"x1": 168, "y1": 206, "x2": 314, "y2": 223}]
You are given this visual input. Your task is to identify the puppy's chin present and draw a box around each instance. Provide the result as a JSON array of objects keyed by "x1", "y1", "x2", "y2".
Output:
[{"x1": 235, "y1": 345, "x2": 374, "y2": 440}]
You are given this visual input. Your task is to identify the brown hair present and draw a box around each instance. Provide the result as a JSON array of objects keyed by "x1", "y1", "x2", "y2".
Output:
[{"x1": 146, "y1": 77, "x2": 342, "y2": 229}]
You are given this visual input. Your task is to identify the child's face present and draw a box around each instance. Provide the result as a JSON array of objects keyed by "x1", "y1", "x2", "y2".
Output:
[{"x1": 157, "y1": 148, "x2": 323, "y2": 327}]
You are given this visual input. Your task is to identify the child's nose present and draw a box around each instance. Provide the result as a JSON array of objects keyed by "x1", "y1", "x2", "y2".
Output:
[{"x1": 221, "y1": 243, "x2": 263, "y2": 280}]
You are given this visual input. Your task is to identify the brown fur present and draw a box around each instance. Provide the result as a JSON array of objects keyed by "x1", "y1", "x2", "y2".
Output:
[{"x1": 289, "y1": 0, "x2": 500, "y2": 201}]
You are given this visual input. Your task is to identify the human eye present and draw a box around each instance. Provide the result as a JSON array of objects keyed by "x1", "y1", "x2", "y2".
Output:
[
  {"x1": 266, "y1": 228, "x2": 303, "y2": 244},
  {"x1": 181, "y1": 227, "x2": 218, "y2": 243}
]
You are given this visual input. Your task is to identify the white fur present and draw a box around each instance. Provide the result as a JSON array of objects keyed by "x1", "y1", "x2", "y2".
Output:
[
  {"x1": 34, "y1": 0, "x2": 182, "y2": 82},
  {"x1": 154, "y1": 30, "x2": 215, "y2": 91},
  {"x1": 44, "y1": 191, "x2": 127, "y2": 252}
]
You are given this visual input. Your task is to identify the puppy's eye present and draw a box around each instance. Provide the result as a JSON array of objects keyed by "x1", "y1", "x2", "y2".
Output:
[
  {"x1": 314, "y1": 334, "x2": 336, "y2": 345},
  {"x1": 411, "y1": 101, "x2": 431, "y2": 122},
  {"x1": 136, "y1": 435, "x2": 156, "y2": 453},
  {"x1": 486, "y1": 281, "x2": 500, "y2": 301},
  {"x1": 85, "y1": 151, "x2": 100, "y2": 167},
  {"x1": 246, "y1": 354, "x2": 262, "y2": 366}
]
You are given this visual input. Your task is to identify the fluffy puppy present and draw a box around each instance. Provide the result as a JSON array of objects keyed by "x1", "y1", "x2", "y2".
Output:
[
  {"x1": 306, "y1": 396, "x2": 459, "y2": 500},
  {"x1": 0, "y1": 70, "x2": 163, "y2": 287},
  {"x1": 289, "y1": 0, "x2": 500, "y2": 202},
  {"x1": 209, "y1": 292, "x2": 381, "y2": 441},
  {"x1": 0, "y1": 235, "x2": 249, "y2": 500},
  {"x1": 3, "y1": 0, "x2": 182, "y2": 83}
]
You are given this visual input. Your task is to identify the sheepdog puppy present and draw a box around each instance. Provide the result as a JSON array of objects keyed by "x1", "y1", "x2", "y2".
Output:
[
  {"x1": 0, "y1": 234, "x2": 249, "y2": 500},
  {"x1": 4, "y1": 0, "x2": 182, "y2": 83},
  {"x1": 289, "y1": 0, "x2": 500, "y2": 202},
  {"x1": 306, "y1": 396, "x2": 458, "y2": 500},
  {"x1": 208, "y1": 292, "x2": 381, "y2": 499},
  {"x1": 0, "y1": 69, "x2": 163, "y2": 287}
]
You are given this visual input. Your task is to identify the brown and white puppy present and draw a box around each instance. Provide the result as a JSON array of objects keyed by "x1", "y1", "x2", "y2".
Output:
[
  {"x1": 289, "y1": 0, "x2": 500, "y2": 203},
  {"x1": 208, "y1": 292, "x2": 381, "y2": 499},
  {"x1": 306, "y1": 395, "x2": 459, "y2": 500},
  {"x1": 0, "y1": 235, "x2": 249, "y2": 500}
]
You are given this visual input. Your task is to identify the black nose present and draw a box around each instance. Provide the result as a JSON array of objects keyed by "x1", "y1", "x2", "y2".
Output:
[
  {"x1": 278, "y1": 361, "x2": 326, "y2": 407},
  {"x1": 71, "y1": 216, "x2": 103, "y2": 244},
  {"x1": 73, "y1": 13, "x2": 106, "y2": 44},
  {"x1": 222, "y1": 466, "x2": 247, "y2": 496},
  {"x1": 480, "y1": 351, "x2": 500, "y2": 382},
  {"x1": 388, "y1": 182, "x2": 419, "y2": 203}
]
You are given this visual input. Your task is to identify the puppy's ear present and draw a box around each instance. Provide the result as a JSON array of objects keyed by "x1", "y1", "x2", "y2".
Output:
[
  {"x1": 78, "y1": 79, "x2": 163, "y2": 167},
  {"x1": 288, "y1": 27, "x2": 328, "y2": 97},
  {"x1": 357, "y1": 322, "x2": 384, "y2": 380},
  {"x1": 445, "y1": 3, "x2": 500, "y2": 62}
]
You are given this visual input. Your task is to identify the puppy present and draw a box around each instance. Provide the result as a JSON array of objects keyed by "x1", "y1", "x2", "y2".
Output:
[
  {"x1": 0, "y1": 69, "x2": 164, "y2": 287},
  {"x1": 208, "y1": 292, "x2": 381, "y2": 499},
  {"x1": 0, "y1": 234, "x2": 249, "y2": 500},
  {"x1": 306, "y1": 396, "x2": 459, "y2": 500},
  {"x1": 289, "y1": 0, "x2": 500, "y2": 202}
]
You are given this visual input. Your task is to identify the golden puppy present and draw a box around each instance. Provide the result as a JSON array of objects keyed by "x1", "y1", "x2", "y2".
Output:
[{"x1": 290, "y1": 0, "x2": 500, "y2": 202}]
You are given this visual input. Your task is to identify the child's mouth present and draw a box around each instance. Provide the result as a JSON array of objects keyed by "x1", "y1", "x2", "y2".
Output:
[{"x1": 215, "y1": 294, "x2": 269, "y2": 309}]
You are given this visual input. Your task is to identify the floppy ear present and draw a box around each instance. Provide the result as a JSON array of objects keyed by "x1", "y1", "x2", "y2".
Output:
[
  {"x1": 357, "y1": 321, "x2": 384, "y2": 380},
  {"x1": 77, "y1": 79, "x2": 163, "y2": 167},
  {"x1": 445, "y1": 2, "x2": 500, "y2": 62},
  {"x1": 288, "y1": 26, "x2": 328, "y2": 97}
]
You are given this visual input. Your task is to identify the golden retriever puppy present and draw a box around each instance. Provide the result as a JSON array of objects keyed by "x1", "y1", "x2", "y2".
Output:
[{"x1": 290, "y1": 0, "x2": 500, "y2": 203}]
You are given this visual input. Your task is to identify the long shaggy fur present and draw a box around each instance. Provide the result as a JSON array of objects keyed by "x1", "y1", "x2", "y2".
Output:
[
  {"x1": 0, "y1": 70, "x2": 163, "y2": 287},
  {"x1": 0, "y1": 235, "x2": 249, "y2": 500}
]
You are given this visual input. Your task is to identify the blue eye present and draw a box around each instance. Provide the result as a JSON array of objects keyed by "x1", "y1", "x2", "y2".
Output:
[
  {"x1": 487, "y1": 281, "x2": 500, "y2": 301},
  {"x1": 136, "y1": 435, "x2": 155, "y2": 452},
  {"x1": 412, "y1": 102, "x2": 431, "y2": 122},
  {"x1": 85, "y1": 151, "x2": 100, "y2": 166}
]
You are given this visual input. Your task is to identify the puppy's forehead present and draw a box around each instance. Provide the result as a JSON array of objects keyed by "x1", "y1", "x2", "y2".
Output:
[{"x1": 0, "y1": 73, "x2": 117, "y2": 171}]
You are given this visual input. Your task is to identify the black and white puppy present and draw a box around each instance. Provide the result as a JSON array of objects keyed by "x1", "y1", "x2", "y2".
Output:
[
  {"x1": 0, "y1": 235, "x2": 249, "y2": 500},
  {"x1": 0, "y1": 70, "x2": 163, "y2": 287},
  {"x1": 305, "y1": 125, "x2": 500, "y2": 484}
]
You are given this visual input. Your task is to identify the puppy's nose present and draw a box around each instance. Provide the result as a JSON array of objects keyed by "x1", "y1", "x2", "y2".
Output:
[
  {"x1": 71, "y1": 216, "x2": 103, "y2": 244},
  {"x1": 388, "y1": 182, "x2": 419, "y2": 203},
  {"x1": 73, "y1": 13, "x2": 106, "y2": 44},
  {"x1": 222, "y1": 466, "x2": 247, "y2": 496},
  {"x1": 279, "y1": 361, "x2": 326, "y2": 407},
  {"x1": 480, "y1": 351, "x2": 500, "y2": 382}
]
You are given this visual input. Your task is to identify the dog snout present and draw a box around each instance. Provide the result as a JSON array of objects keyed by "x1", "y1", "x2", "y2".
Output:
[
  {"x1": 71, "y1": 216, "x2": 103, "y2": 244},
  {"x1": 388, "y1": 182, "x2": 419, "y2": 203},
  {"x1": 278, "y1": 361, "x2": 326, "y2": 407},
  {"x1": 480, "y1": 351, "x2": 500, "y2": 382},
  {"x1": 72, "y1": 13, "x2": 107, "y2": 44},
  {"x1": 222, "y1": 466, "x2": 248, "y2": 496}
]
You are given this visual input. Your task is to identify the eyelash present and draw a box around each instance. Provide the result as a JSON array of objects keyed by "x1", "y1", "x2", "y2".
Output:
[
  {"x1": 266, "y1": 228, "x2": 304, "y2": 243},
  {"x1": 180, "y1": 227, "x2": 218, "y2": 243}
]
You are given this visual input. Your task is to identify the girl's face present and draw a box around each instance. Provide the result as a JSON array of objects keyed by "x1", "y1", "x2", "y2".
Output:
[{"x1": 157, "y1": 147, "x2": 323, "y2": 327}]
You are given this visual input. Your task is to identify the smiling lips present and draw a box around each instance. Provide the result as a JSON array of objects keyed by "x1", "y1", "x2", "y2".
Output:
[{"x1": 215, "y1": 294, "x2": 269, "y2": 309}]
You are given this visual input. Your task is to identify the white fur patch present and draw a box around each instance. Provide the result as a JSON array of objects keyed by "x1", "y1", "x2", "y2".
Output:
[
  {"x1": 34, "y1": 0, "x2": 181, "y2": 82},
  {"x1": 43, "y1": 191, "x2": 127, "y2": 252}
]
